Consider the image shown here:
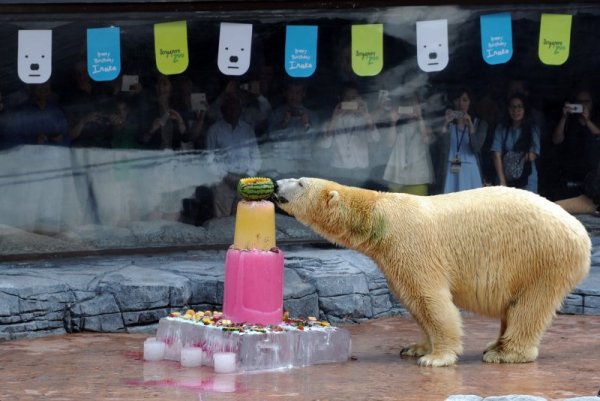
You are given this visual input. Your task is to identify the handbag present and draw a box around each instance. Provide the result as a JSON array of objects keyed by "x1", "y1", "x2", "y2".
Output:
[{"x1": 502, "y1": 150, "x2": 526, "y2": 181}]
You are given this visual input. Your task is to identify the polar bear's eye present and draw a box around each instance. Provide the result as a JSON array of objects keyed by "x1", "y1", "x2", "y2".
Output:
[{"x1": 298, "y1": 181, "x2": 303, "y2": 188}]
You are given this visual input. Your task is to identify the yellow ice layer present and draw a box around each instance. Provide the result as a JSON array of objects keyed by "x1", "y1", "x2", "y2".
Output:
[{"x1": 233, "y1": 200, "x2": 276, "y2": 251}]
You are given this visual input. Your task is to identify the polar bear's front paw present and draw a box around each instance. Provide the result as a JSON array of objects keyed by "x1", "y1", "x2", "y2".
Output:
[
  {"x1": 400, "y1": 343, "x2": 429, "y2": 357},
  {"x1": 417, "y1": 352, "x2": 458, "y2": 367}
]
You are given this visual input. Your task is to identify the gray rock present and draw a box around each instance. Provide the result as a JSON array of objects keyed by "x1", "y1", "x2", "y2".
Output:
[
  {"x1": 284, "y1": 269, "x2": 316, "y2": 300},
  {"x1": 284, "y1": 293, "x2": 319, "y2": 318},
  {"x1": 73, "y1": 313, "x2": 125, "y2": 332},
  {"x1": 562, "y1": 397, "x2": 600, "y2": 401},
  {"x1": 561, "y1": 294, "x2": 584, "y2": 314},
  {"x1": 584, "y1": 295, "x2": 600, "y2": 308},
  {"x1": 96, "y1": 265, "x2": 191, "y2": 311},
  {"x1": 320, "y1": 293, "x2": 374, "y2": 320}
]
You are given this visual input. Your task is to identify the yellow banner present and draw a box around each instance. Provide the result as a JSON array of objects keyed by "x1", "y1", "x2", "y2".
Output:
[
  {"x1": 538, "y1": 14, "x2": 572, "y2": 66},
  {"x1": 154, "y1": 20, "x2": 189, "y2": 75},
  {"x1": 351, "y1": 24, "x2": 383, "y2": 76}
]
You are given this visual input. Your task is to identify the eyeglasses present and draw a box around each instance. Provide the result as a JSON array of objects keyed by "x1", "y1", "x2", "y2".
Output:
[
  {"x1": 509, "y1": 104, "x2": 524, "y2": 110},
  {"x1": 577, "y1": 99, "x2": 592, "y2": 104}
]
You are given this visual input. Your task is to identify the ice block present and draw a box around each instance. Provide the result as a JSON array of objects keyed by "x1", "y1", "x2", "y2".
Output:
[
  {"x1": 223, "y1": 248, "x2": 284, "y2": 325},
  {"x1": 155, "y1": 316, "x2": 352, "y2": 372},
  {"x1": 233, "y1": 200, "x2": 276, "y2": 251}
]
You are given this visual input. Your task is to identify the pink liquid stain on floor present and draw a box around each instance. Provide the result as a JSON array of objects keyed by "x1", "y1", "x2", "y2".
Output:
[{"x1": 126, "y1": 375, "x2": 241, "y2": 394}]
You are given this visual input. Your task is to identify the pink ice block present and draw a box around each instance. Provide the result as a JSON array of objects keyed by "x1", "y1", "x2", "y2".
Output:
[{"x1": 223, "y1": 248, "x2": 284, "y2": 325}]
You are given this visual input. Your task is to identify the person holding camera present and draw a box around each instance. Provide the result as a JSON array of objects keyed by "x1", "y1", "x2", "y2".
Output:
[
  {"x1": 266, "y1": 81, "x2": 319, "y2": 177},
  {"x1": 552, "y1": 88, "x2": 600, "y2": 199},
  {"x1": 318, "y1": 82, "x2": 379, "y2": 187},
  {"x1": 141, "y1": 75, "x2": 188, "y2": 150},
  {"x1": 436, "y1": 87, "x2": 488, "y2": 194},
  {"x1": 382, "y1": 92, "x2": 434, "y2": 195}
]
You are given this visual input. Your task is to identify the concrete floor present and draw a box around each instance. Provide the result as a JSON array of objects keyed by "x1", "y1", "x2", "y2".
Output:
[{"x1": 1, "y1": 315, "x2": 599, "y2": 401}]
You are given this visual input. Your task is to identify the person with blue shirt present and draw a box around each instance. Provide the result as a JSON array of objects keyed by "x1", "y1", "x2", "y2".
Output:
[
  {"x1": 491, "y1": 93, "x2": 541, "y2": 193},
  {"x1": 437, "y1": 87, "x2": 488, "y2": 194},
  {"x1": 6, "y1": 82, "x2": 69, "y2": 147}
]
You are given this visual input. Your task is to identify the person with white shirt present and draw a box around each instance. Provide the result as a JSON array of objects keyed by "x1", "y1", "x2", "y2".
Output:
[
  {"x1": 318, "y1": 83, "x2": 379, "y2": 187},
  {"x1": 206, "y1": 93, "x2": 262, "y2": 217}
]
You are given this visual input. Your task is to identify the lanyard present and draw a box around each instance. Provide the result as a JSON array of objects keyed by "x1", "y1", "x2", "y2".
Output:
[{"x1": 454, "y1": 124, "x2": 468, "y2": 155}]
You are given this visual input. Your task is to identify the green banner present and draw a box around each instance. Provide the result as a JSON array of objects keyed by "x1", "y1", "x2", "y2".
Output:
[
  {"x1": 154, "y1": 20, "x2": 189, "y2": 75},
  {"x1": 351, "y1": 24, "x2": 383, "y2": 76},
  {"x1": 538, "y1": 14, "x2": 572, "y2": 66}
]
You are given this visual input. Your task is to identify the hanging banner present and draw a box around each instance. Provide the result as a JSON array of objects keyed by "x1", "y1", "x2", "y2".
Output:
[
  {"x1": 87, "y1": 27, "x2": 121, "y2": 81},
  {"x1": 351, "y1": 24, "x2": 383, "y2": 77},
  {"x1": 480, "y1": 13, "x2": 513, "y2": 65},
  {"x1": 416, "y1": 19, "x2": 449, "y2": 72},
  {"x1": 538, "y1": 14, "x2": 572, "y2": 66},
  {"x1": 154, "y1": 20, "x2": 189, "y2": 75},
  {"x1": 18, "y1": 30, "x2": 52, "y2": 84},
  {"x1": 285, "y1": 25, "x2": 318, "y2": 78},
  {"x1": 218, "y1": 23, "x2": 253, "y2": 76}
]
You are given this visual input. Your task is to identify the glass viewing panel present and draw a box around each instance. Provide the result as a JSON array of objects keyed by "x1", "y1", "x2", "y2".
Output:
[{"x1": 0, "y1": 2, "x2": 599, "y2": 258}]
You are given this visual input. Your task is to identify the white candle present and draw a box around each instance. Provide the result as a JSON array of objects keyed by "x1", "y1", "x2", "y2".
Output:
[
  {"x1": 143, "y1": 338, "x2": 166, "y2": 361},
  {"x1": 180, "y1": 346, "x2": 204, "y2": 368},
  {"x1": 213, "y1": 352, "x2": 237, "y2": 373}
]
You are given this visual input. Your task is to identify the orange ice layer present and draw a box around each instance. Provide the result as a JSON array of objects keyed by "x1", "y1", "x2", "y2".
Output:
[{"x1": 233, "y1": 200, "x2": 276, "y2": 251}]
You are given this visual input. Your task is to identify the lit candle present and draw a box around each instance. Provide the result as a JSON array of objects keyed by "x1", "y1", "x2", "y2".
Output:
[
  {"x1": 213, "y1": 352, "x2": 237, "y2": 373},
  {"x1": 143, "y1": 338, "x2": 166, "y2": 361},
  {"x1": 180, "y1": 346, "x2": 204, "y2": 368}
]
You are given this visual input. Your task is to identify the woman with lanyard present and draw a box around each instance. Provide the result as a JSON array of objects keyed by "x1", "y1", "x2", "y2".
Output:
[{"x1": 437, "y1": 87, "x2": 488, "y2": 194}]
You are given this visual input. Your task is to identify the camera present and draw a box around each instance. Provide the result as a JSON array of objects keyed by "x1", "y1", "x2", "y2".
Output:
[
  {"x1": 397, "y1": 105, "x2": 414, "y2": 115},
  {"x1": 450, "y1": 110, "x2": 465, "y2": 119},
  {"x1": 566, "y1": 103, "x2": 583, "y2": 113},
  {"x1": 378, "y1": 90, "x2": 391, "y2": 109},
  {"x1": 341, "y1": 101, "x2": 358, "y2": 111}
]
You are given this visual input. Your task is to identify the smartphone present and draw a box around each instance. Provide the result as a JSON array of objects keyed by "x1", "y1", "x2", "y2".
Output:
[
  {"x1": 566, "y1": 103, "x2": 583, "y2": 113},
  {"x1": 191, "y1": 93, "x2": 207, "y2": 112},
  {"x1": 397, "y1": 105, "x2": 414, "y2": 115},
  {"x1": 450, "y1": 110, "x2": 465, "y2": 119},
  {"x1": 121, "y1": 74, "x2": 139, "y2": 92},
  {"x1": 341, "y1": 101, "x2": 358, "y2": 111}
]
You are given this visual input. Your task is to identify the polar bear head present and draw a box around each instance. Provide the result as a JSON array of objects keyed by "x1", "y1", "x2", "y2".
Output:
[{"x1": 273, "y1": 177, "x2": 386, "y2": 248}]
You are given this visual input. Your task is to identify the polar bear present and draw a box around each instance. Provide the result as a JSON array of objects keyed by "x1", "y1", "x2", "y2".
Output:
[{"x1": 273, "y1": 177, "x2": 591, "y2": 366}]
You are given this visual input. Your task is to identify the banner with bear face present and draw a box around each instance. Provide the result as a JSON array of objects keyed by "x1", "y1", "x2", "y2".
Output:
[
  {"x1": 18, "y1": 30, "x2": 52, "y2": 84},
  {"x1": 154, "y1": 20, "x2": 189, "y2": 75},
  {"x1": 87, "y1": 26, "x2": 121, "y2": 81},
  {"x1": 416, "y1": 19, "x2": 449, "y2": 73},
  {"x1": 218, "y1": 23, "x2": 253, "y2": 76}
]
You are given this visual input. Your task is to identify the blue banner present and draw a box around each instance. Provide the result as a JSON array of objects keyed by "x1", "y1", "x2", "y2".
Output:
[
  {"x1": 480, "y1": 13, "x2": 513, "y2": 65},
  {"x1": 285, "y1": 25, "x2": 318, "y2": 78},
  {"x1": 87, "y1": 26, "x2": 121, "y2": 81}
]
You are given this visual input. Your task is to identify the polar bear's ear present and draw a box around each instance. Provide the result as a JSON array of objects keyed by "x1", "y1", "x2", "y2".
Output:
[{"x1": 327, "y1": 190, "x2": 339, "y2": 206}]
